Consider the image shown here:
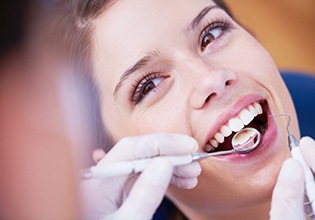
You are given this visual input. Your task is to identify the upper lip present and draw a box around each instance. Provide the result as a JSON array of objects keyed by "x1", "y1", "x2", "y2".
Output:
[{"x1": 201, "y1": 94, "x2": 266, "y2": 151}]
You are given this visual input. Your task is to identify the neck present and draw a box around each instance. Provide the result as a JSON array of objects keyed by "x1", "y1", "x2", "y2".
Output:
[{"x1": 178, "y1": 200, "x2": 271, "y2": 220}]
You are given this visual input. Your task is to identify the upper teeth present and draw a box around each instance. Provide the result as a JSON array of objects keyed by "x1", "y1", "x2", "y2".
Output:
[{"x1": 205, "y1": 102, "x2": 263, "y2": 152}]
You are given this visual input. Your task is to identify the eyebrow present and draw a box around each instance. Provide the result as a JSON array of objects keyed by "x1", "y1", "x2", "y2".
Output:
[
  {"x1": 113, "y1": 50, "x2": 160, "y2": 97},
  {"x1": 188, "y1": 5, "x2": 220, "y2": 32},
  {"x1": 113, "y1": 5, "x2": 220, "y2": 98}
]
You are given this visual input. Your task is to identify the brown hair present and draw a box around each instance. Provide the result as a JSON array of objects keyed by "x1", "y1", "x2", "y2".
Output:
[
  {"x1": 51, "y1": 0, "x2": 233, "y2": 152},
  {"x1": 48, "y1": 0, "x2": 116, "y2": 152}
]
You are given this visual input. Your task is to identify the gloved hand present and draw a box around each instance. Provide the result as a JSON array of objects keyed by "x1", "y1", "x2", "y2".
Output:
[
  {"x1": 270, "y1": 137, "x2": 315, "y2": 220},
  {"x1": 81, "y1": 133, "x2": 201, "y2": 220}
]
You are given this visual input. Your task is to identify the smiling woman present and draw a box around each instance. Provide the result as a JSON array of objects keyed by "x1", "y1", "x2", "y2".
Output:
[{"x1": 50, "y1": 0, "x2": 305, "y2": 219}]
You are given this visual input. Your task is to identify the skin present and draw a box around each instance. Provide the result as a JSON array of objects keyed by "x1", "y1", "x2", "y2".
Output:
[{"x1": 91, "y1": 0, "x2": 299, "y2": 219}]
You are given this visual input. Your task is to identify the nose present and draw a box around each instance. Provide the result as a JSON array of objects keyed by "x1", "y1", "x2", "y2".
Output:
[{"x1": 185, "y1": 60, "x2": 236, "y2": 109}]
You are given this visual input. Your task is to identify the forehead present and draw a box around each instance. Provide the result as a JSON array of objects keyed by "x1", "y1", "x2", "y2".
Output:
[{"x1": 91, "y1": 0, "x2": 215, "y2": 89}]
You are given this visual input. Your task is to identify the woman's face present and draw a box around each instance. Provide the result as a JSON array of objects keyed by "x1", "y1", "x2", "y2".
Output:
[{"x1": 91, "y1": 0, "x2": 299, "y2": 218}]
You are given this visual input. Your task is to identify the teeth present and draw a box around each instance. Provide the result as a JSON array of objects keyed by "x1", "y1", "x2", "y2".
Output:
[
  {"x1": 206, "y1": 102, "x2": 264, "y2": 151},
  {"x1": 205, "y1": 143, "x2": 215, "y2": 152},
  {"x1": 228, "y1": 118, "x2": 244, "y2": 132},
  {"x1": 254, "y1": 102, "x2": 263, "y2": 114},
  {"x1": 248, "y1": 105, "x2": 258, "y2": 117},
  {"x1": 214, "y1": 133, "x2": 224, "y2": 143},
  {"x1": 220, "y1": 125, "x2": 232, "y2": 137},
  {"x1": 209, "y1": 139, "x2": 219, "y2": 148},
  {"x1": 239, "y1": 109, "x2": 254, "y2": 125}
]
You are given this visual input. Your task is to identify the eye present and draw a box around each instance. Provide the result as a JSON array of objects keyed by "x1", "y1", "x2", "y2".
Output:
[
  {"x1": 201, "y1": 29, "x2": 222, "y2": 48},
  {"x1": 200, "y1": 20, "x2": 230, "y2": 51},
  {"x1": 131, "y1": 72, "x2": 163, "y2": 104},
  {"x1": 142, "y1": 78, "x2": 161, "y2": 96}
]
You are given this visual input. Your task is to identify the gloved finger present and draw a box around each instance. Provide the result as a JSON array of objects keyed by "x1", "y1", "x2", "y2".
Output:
[
  {"x1": 122, "y1": 174, "x2": 139, "y2": 199},
  {"x1": 299, "y1": 136, "x2": 315, "y2": 217},
  {"x1": 269, "y1": 159, "x2": 305, "y2": 220},
  {"x1": 114, "y1": 158, "x2": 173, "y2": 220},
  {"x1": 100, "y1": 133, "x2": 198, "y2": 165},
  {"x1": 81, "y1": 176, "x2": 127, "y2": 220},
  {"x1": 117, "y1": 154, "x2": 201, "y2": 193},
  {"x1": 92, "y1": 148, "x2": 106, "y2": 164},
  {"x1": 300, "y1": 136, "x2": 315, "y2": 172},
  {"x1": 170, "y1": 161, "x2": 201, "y2": 189},
  {"x1": 92, "y1": 133, "x2": 198, "y2": 205},
  {"x1": 173, "y1": 161, "x2": 201, "y2": 178},
  {"x1": 170, "y1": 176, "x2": 198, "y2": 189}
]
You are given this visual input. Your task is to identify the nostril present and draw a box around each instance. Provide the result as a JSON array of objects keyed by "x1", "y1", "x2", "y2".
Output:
[
  {"x1": 205, "y1": 95, "x2": 210, "y2": 102},
  {"x1": 225, "y1": 80, "x2": 233, "y2": 86},
  {"x1": 205, "y1": 93, "x2": 215, "y2": 103}
]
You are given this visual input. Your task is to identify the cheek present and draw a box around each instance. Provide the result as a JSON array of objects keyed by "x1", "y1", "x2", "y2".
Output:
[
  {"x1": 125, "y1": 93, "x2": 191, "y2": 135},
  {"x1": 233, "y1": 36, "x2": 278, "y2": 81},
  {"x1": 237, "y1": 36, "x2": 298, "y2": 134},
  {"x1": 219, "y1": 28, "x2": 277, "y2": 80},
  {"x1": 225, "y1": 32, "x2": 297, "y2": 115},
  {"x1": 100, "y1": 82, "x2": 190, "y2": 141},
  {"x1": 99, "y1": 93, "x2": 134, "y2": 142},
  {"x1": 131, "y1": 105, "x2": 188, "y2": 135}
]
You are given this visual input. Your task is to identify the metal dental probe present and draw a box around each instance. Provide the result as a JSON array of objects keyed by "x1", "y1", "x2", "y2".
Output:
[{"x1": 270, "y1": 114, "x2": 315, "y2": 216}]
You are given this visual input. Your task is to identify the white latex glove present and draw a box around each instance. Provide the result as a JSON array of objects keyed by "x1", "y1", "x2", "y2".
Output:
[
  {"x1": 270, "y1": 137, "x2": 315, "y2": 220},
  {"x1": 81, "y1": 133, "x2": 201, "y2": 220}
]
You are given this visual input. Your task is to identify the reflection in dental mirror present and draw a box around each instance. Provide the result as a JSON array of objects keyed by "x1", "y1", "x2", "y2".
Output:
[{"x1": 232, "y1": 127, "x2": 261, "y2": 153}]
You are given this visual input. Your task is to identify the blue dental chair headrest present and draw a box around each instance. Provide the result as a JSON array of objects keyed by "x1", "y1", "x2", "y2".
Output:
[{"x1": 281, "y1": 71, "x2": 315, "y2": 139}]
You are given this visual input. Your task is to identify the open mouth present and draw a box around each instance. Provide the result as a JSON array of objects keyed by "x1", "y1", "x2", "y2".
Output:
[{"x1": 204, "y1": 100, "x2": 268, "y2": 153}]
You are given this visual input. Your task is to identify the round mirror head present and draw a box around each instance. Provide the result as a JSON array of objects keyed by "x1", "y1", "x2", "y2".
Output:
[{"x1": 231, "y1": 127, "x2": 261, "y2": 153}]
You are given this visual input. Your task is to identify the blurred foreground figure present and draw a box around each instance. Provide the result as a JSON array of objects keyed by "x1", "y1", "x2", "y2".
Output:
[{"x1": 0, "y1": 0, "x2": 88, "y2": 219}]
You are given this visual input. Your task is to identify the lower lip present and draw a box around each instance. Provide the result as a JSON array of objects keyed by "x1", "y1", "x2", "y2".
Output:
[{"x1": 214, "y1": 113, "x2": 278, "y2": 161}]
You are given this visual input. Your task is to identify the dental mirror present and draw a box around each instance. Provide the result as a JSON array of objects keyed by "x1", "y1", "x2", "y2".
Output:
[
  {"x1": 196, "y1": 127, "x2": 261, "y2": 159},
  {"x1": 231, "y1": 127, "x2": 261, "y2": 153}
]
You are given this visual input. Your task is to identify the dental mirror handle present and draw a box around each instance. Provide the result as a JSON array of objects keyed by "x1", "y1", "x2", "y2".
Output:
[
  {"x1": 81, "y1": 154, "x2": 194, "y2": 179},
  {"x1": 81, "y1": 148, "x2": 239, "y2": 179},
  {"x1": 290, "y1": 136, "x2": 315, "y2": 213}
]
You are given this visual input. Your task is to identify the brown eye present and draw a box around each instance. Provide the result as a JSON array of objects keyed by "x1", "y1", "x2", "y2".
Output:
[
  {"x1": 200, "y1": 20, "x2": 230, "y2": 51},
  {"x1": 132, "y1": 75, "x2": 163, "y2": 104},
  {"x1": 142, "y1": 81, "x2": 156, "y2": 96},
  {"x1": 201, "y1": 33, "x2": 215, "y2": 49}
]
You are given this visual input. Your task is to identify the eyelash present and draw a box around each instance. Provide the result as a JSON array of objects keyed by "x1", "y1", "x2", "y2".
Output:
[
  {"x1": 130, "y1": 72, "x2": 163, "y2": 104},
  {"x1": 199, "y1": 19, "x2": 231, "y2": 50}
]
